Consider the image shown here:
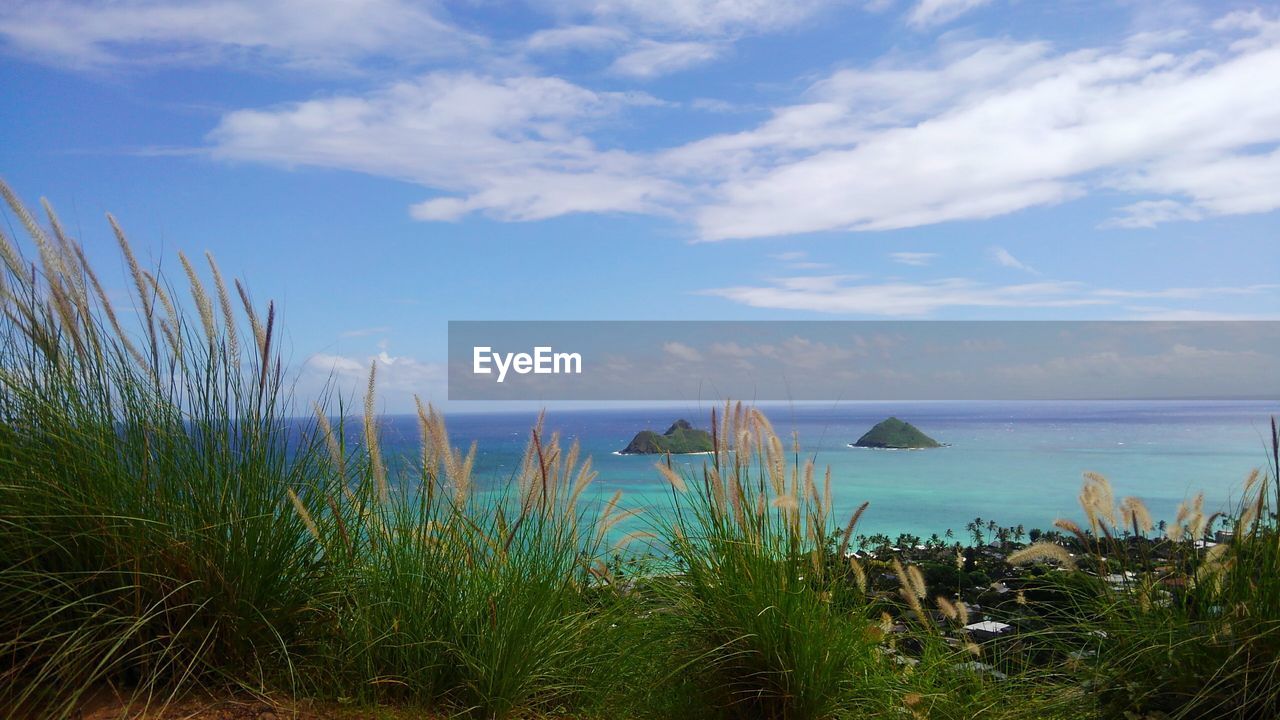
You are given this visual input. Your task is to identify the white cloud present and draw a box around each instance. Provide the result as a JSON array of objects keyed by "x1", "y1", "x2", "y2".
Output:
[
  {"x1": 889, "y1": 251, "x2": 937, "y2": 266},
  {"x1": 701, "y1": 276, "x2": 1105, "y2": 316},
  {"x1": 544, "y1": 0, "x2": 840, "y2": 36},
  {"x1": 196, "y1": 10, "x2": 1280, "y2": 235},
  {"x1": 0, "y1": 0, "x2": 479, "y2": 71},
  {"x1": 700, "y1": 275, "x2": 1279, "y2": 317},
  {"x1": 684, "y1": 18, "x2": 1280, "y2": 239},
  {"x1": 989, "y1": 246, "x2": 1038, "y2": 275},
  {"x1": 524, "y1": 25, "x2": 628, "y2": 53},
  {"x1": 209, "y1": 72, "x2": 680, "y2": 222},
  {"x1": 662, "y1": 341, "x2": 704, "y2": 362},
  {"x1": 1104, "y1": 199, "x2": 1204, "y2": 228},
  {"x1": 609, "y1": 40, "x2": 721, "y2": 78},
  {"x1": 906, "y1": 0, "x2": 994, "y2": 29},
  {"x1": 303, "y1": 349, "x2": 445, "y2": 412}
]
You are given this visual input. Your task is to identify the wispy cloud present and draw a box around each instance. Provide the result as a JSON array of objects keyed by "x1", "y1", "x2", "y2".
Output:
[
  {"x1": 541, "y1": 0, "x2": 842, "y2": 36},
  {"x1": 210, "y1": 72, "x2": 679, "y2": 222},
  {"x1": 0, "y1": 0, "x2": 480, "y2": 71},
  {"x1": 702, "y1": 276, "x2": 1104, "y2": 316},
  {"x1": 524, "y1": 25, "x2": 628, "y2": 54},
  {"x1": 906, "y1": 0, "x2": 994, "y2": 28},
  {"x1": 609, "y1": 40, "x2": 721, "y2": 78},
  {"x1": 989, "y1": 246, "x2": 1038, "y2": 275},
  {"x1": 890, "y1": 251, "x2": 938, "y2": 266},
  {"x1": 700, "y1": 275, "x2": 1279, "y2": 317}
]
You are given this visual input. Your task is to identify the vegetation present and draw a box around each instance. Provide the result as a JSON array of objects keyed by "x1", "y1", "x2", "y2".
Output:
[
  {"x1": 618, "y1": 418, "x2": 713, "y2": 454},
  {"x1": 852, "y1": 417, "x2": 941, "y2": 449},
  {"x1": 1, "y1": 183, "x2": 1277, "y2": 719}
]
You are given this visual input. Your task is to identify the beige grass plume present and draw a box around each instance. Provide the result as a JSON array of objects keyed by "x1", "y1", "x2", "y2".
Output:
[
  {"x1": 655, "y1": 460, "x2": 687, "y2": 493},
  {"x1": 204, "y1": 251, "x2": 239, "y2": 359},
  {"x1": 179, "y1": 251, "x2": 217, "y2": 348},
  {"x1": 1119, "y1": 496, "x2": 1154, "y2": 536},
  {"x1": 364, "y1": 361, "x2": 388, "y2": 502},
  {"x1": 1008, "y1": 542, "x2": 1077, "y2": 570}
]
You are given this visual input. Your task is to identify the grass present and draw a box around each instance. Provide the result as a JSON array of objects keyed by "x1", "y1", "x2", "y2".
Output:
[{"x1": 0, "y1": 181, "x2": 1277, "y2": 719}]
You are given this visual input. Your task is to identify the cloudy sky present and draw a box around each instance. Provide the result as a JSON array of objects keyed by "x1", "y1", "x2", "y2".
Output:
[{"x1": 1, "y1": 0, "x2": 1278, "y2": 410}]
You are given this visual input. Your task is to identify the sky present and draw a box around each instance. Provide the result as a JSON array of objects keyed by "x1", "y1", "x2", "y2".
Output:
[{"x1": 1, "y1": 0, "x2": 1278, "y2": 411}]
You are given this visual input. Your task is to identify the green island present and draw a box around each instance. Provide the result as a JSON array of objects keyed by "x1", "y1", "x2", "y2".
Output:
[
  {"x1": 619, "y1": 419, "x2": 714, "y2": 454},
  {"x1": 852, "y1": 417, "x2": 943, "y2": 449},
  {"x1": 2, "y1": 190, "x2": 1278, "y2": 720}
]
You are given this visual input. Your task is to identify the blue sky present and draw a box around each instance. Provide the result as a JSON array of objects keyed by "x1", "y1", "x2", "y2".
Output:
[{"x1": 1, "y1": 0, "x2": 1278, "y2": 410}]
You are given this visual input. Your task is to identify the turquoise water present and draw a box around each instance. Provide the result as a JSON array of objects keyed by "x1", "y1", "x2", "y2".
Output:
[{"x1": 369, "y1": 401, "x2": 1277, "y2": 541}]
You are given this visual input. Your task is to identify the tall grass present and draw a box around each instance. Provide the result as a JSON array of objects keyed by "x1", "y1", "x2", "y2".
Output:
[
  {"x1": 297, "y1": 393, "x2": 635, "y2": 717},
  {"x1": 647, "y1": 403, "x2": 1078, "y2": 720},
  {"x1": 1021, "y1": 439, "x2": 1280, "y2": 719},
  {"x1": 0, "y1": 182, "x2": 632, "y2": 718},
  {"x1": 0, "y1": 181, "x2": 329, "y2": 715},
  {"x1": 650, "y1": 403, "x2": 880, "y2": 718}
]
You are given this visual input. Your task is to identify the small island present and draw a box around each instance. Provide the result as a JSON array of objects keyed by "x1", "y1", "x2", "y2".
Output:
[
  {"x1": 619, "y1": 419, "x2": 714, "y2": 455},
  {"x1": 851, "y1": 417, "x2": 942, "y2": 449}
]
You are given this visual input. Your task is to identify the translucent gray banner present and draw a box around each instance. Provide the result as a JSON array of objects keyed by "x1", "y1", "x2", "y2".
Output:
[{"x1": 447, "y1": 321, "x2": 1280, "y2": 401}]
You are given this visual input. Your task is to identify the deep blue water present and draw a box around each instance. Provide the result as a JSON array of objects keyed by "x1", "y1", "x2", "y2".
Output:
[{"x1": 360, "y1": 400, "x2": 1277, "y2": 541}]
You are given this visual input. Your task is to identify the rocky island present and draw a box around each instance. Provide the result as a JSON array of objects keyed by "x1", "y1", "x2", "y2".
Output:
[
  {"x1": 619, "y1": 419, "x2": 714, "y2": 455},
  {"x1": 851, "y1": 417, "x2": 942, "y2": 449}
]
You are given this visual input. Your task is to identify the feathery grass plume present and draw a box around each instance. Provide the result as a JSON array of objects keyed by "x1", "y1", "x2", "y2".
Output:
[
  {"x1": 178, "y1": 251, "x2": 216, "y2": 347},
  {"x1": 414, "y1": 396, "x2": 440, "y2": 480},
  {"x1": 907, "y1": 564, "x2": 928, "y2": 600},
  {"x1": 1008, "y1": 542, "x2": 1077, "y2": 570},
  {"x1": 822, "y1": 467, "x2": 832, "y2": 521},
  {"x1": 1187, "y1": 492, "x2": 1206, "y2": 539},
  {"x1": 1054, "y1": 518, "x2": 1090, "y2": 545},
  {"x1": 364, "y1": 360, "x2": 387, "y2": 502},
  {"x1": 836, "y1": 501, "x2": 870, "y2": 560},
  {"x1": 1167, "y1": 495, "x2": 1191, "y2": 541},
  {"x1": 0, "y1": 181, "x2": 56, "y2": 274},
  {"x1": 893, "y1": 559, "x2": 930, "y2": 626},
  {"x1": 40, "y1": 198, "x2": 81, "y2": 280},
  {"x1": 595, "y1": 490, "x2": 641, "y2": 546},
  {"x1": 71, "y1": 240, "x2": 147, "y2": 368},
  {"x1": 1243, "y1": 467, "x2": 1262, "y2": 497},
  {"x1": 39, "y1": 199, "x2": 93, "y2": 333},
  {"x1": 613, "y1": 530, "x2": 656, "y2": 554},
  {"x1": 1237, "y1": 478, "x2": 1266, "y2": 540},
  {"x1": 287, "y1": 488, "x2": 322, "y2": 542},
  {"x1": 1197, "y1": 542, "x2": 1232, "y2": 589},
  {"x1": 0, "y1": 183, "x2": 30, "y2": 274},
  {"x1": 849, "y1": 555, "x2": 867, "y2": 593},
  {"x1": 936, "y1": 595, "x2": 959, "y2": 622},
  {"x1": 144, "y1": 270, "x2": 182, "y2": 353},
  {"x1": 235, "y1": 278, "x2": 266, "y2": 355},
  {"x1": 1080, "y1": 472, "x2": 1117, "y2": 533},
  {"x1": 108, "y1": 212, "x2": 160, "y2": 372},
  {"x1": 1119, "y1": 496, "x2": 1154, "y2": 536},
  {"x1": 204, "y1": 251, "x2": 239, "y2": 359},
  {"x1": 656, "y1": 459, "x2": 687, "y2": 493},
  {"x1": 567, "y1": 454, "x2": 596, "y2": 509},
  {"x1": 771, "y1": 493, "x2": 799, "y2": 512},
  {"x1": 314, "y1": 402, "x2": 344, "y2": 473}
]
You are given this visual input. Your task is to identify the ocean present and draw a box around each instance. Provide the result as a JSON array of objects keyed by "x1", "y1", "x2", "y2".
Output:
[{"x1": 364, "y1": 400, "x2": 1277, "y2": 542}]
